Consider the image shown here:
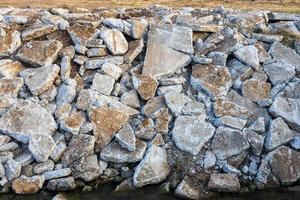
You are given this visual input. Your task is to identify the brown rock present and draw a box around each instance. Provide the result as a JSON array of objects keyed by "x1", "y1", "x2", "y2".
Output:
[
  {"x1": 191, "y1": 64, "x2": 232, "y2": 99},
  {"x1": 124, "y1": 39, "x2": 144, "y2": 63},
  {"x1": 213, "y1": 99, "x2": 250, "y2": 118},
  {"x1": 242, "y1": 79, "x2": 271, "y2": 102},
  {"x1": 132, "y1": 74, "x2": 158, "y2": 100},
  {"x1": 12, "y1": 175, "x2": 44, "y2": 194},
  {"x1": 141, "y1": 96, "x2": 166, "y2": 117},
  {"x1": 0, "y1": 30, "x2": 21, "y2": 57},
  {"x1": 0, "y1": 77, "x2": 23, "y2": 98},
  {"x1": 16, "y1": 40, "x2": 63, "y2": 67},
  {"x1": 60, "y1": 112, "x2": 85, "y2": 134},
  {"x1": 21, "y1": 24, "x2": 57, "y2": 41},
  {"x1": 68, "y1": 23, "x2": 99, "y2": 46},
  {"x1": 0, "y1": 59, "x2": 24, "y2": 78},
  {"x1": 89, "y1": 107, "x2": 129, "y2": 151}
]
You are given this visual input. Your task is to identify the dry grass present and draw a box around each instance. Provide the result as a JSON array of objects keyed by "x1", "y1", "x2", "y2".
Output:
[{"x1": 0, "y1": 0, "x2": 299, "y2": 13}]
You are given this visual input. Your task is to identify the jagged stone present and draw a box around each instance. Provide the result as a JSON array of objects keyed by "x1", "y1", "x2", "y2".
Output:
[
  {"x1": 243, "y1": 128, "x2": 264, "y2": 156},
  {"x1": 100, "y1": 139, "x2": 146, "y2": 163},
  {"x1": 208, "y1": 173, "x2": 240, "y2": 192},
  {"x1": 242, "y1": 79, "x2": 271, "y2": 102},
  {"x1": 249, "y1": 117, "x2": 265, "y2": 134},
  {"x1": 70, "y1": 154, "x2": 102, "y2": 182},
  {"x1": 269, "y1": 97, "x2": 300, "y2": 131},
  {"x1": 263, "y1": 60, "x2": 295, "y2": 85},
  {"x1": 175, "y1": 177, "x2": 200, "y2": 200},
  {"x1": 20, "y1": 64, "x2": 60, "y2": 96},
  {"x1": 124, "y1": 39, "x2": 144, "y2": 63},
  {"x1": 60, "y1": 112, "x2": 85, "y2": 134},
  {"x1": 47, "y1": 177, "x2": 76, "y2": 191},
  {"x1": 135, "y1": 118, "x2": 156, "y2": 140},
  {"x1": 43, "y1": 168, "x2": 71, "y2": 180},
  {"x1": 85, "y1": 56, "x2": 123, "y2": 69},
  {"x1": 33, "y1": 160, "x2": 55, "y2": 175},
  {"x1": 132, "y1": 74, "x2": 158, "y2": 100},
  {"x1": 219, "y1": 116, "x2": 247, "y2": 130},
  {"x1": 0, "y1": 100, "x2": 57, "y2": 143},
  {"x1": 211, "y1": 126, "x2": 249, "y2": 160},
  {"x1": 21, "y1": 24, "x2": 57, "y2": 41},
  {"x1": 61, "y1": 134, "x2": 95, "y2": 166},
  {"x1": 100, "y1": 28, "x2": 128, "y2": 55},
  {"x1": 265, "y1": 117, "x2": 294, "y2": 151},
  {"x1": 133, "y1": 145, "x2": 170, "y2": 187},
  {"x1": 213, "y1": 99, "x2": 250, "y2": 119},
  {"x1": 41, "y1": 14, "x2": 69, "y2": 30},
  {"x1": 120, "y1": 90, "x2": 140, "y2": 109},
  {"x1": 234, "y1": 45, "x2": 259, "y2": 69},
  {"x1": 0, "y1": 30, "x2": 21, "y2": 57},
  {"x1": 89, "y1": 107, "x2": 128, "y2": 151},
  {"x1": 0, "y1": 77, "x2": 23, "y2": 98},
  {"x1": 91, "y1": 73, "x2": 115, "y2": 95},
  {"x1": 68, "y1": 23, "x2": 99, "y2": 46},
  {"x1": 115, "y1": 123, "x2": 136, "y2": 151},
  {"x1": 191, "y1": 64, "x2": 232, "y2": 99},
  {"x1": 12, "y1": 175, "x2": 45, "y2": 194},
  {"x1": 101, "y1": 62, "x2": 123, "y2": 80},
  {"x1": 16, "y1": 40, "x2": 63, "y2": 67},
  {"x1": 50, "y1": 141, "x2": 67, "y2": 162},
  {"x1": 172, "y1": 116, "x2": 215, "y2": 155},
  {"x1": 56, "y1": 79, "x2": 77, "y2": 106},
  {"x1": 28, "y1": 134, "x2": 56, "y2": 163},
  {"x1": 5, "y1": 159, "x2": 21, "y2": 181},
  {"x1": 0, "y1": 59, "x2": 24, "y2": 78}
]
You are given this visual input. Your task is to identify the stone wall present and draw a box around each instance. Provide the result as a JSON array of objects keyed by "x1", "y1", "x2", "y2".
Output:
[{"x1": 0, "y1": 5, "x2": 300, "y2": 199}]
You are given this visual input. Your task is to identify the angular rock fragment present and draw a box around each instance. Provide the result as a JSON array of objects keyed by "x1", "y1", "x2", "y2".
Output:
[
  {"x1": 50, "y1": 141, "x2": 66, "y2": 162},
  {"x1": 61, "y1": 134, "x2": 95, "y2": 166},
  {"x1": 21, "y1": 24, "x2": 57, "y2": 41},
  {"x1": 89, "y1": 107, "x2": 128, "y2": 151},
  {"x1": 12, "y1": 175, "x2": 44, "y2": 194},
  {"x1": 175, "y1": 177, "x2": 200, "y2": 200},
  {"x1": 0, "y1": 30, "x2": 21, "y2": 57},
  {"x1": 0, "y1": 77, "x2": 23, "y2": 98},
  {"x1": 56, "y1": 79, "x2": 77, "y2": 106},
  {"x1": 191, "y1": 64, "x2": 232, "y2": 99},
  {"x1": 132, "y1": 74, "x2": 158, "y2": 100},
  {"x1": 0, "y1": 100, "x2": 57, "y2": 143},
  {"x1": 100, "y1": 28, "x2": 128, "y2": 55},
  {"x1": 243, "y1": 128, "x2": 264, "y2": 156},
  {"x1": 29, "y1": 134, "x2": 56, "y2": 163},
  {"x1": 68, "y1": 23, "x2": 99, "y2": 46},
  {"x1": 265, "y1": 117, "x2": 294, "y2": 151},
  {"x1": 213, "y1": 99, "x2": 250, "y2": 118},
  {"x1": 115, "y1": 123, "x2": 136, "y2": 151},
  {"x1": 60, "y1": 112, "x2": 85, "y2": 134},
  {"x1": 263, "y1": 60, "x2": 295, "y2": 85},
  {"x1": 269, "y1": 41, "x2": 300, "y2": 72},
  {"x1": 249, "y1": 117, "x2": 265, "y2": 134},
  {"x1": 133, "y1": 145, "x2": 170, "y2": 187},
  {"x1": 211, "y1": 126, "x2": 249, "y2": 160},
  {"x1": 208, "y1": 173, "x2": 240, "y2": 192},
  {"x1": 269, "y1": 97, "x2": 300, "y2": 131},
  {"x1": 70, "y1": 154, "x2": 102, "y2": 182},
  {"x1": 16, "y1": 40, "x2": 63, "y2": 67},
  {"x1": 120, "y1": 90, "x2": 140, "y2": 109},
  {"x1": 234, "y1": 45, "x2": 259, "y2": 69},
  {"x1": 47, "y1": 177, "x2": 76, "y2": 191},
  {"x1": 33, "y1": 160, "x2": 55, "y2": 175},
  {"x1": 0, "y1": 59, "x2": 24, "y2": 78},
  {"x1": 242, "y1": 79, "x2": 271, "y2": 102},
  {"x1": 219, "y1": 116, "x2": 247, "y2": 130},
  {"x1": 142, "y1": 25, "x2": 191, "y2": 78},
  {"x1": 101, "y1": 62, "x2": 123, "y2": 80},
  {"x1": 20, "y1": 64, "x2": 60, "y2": 96},
  {"x1": 172, "y1": 116, "x2": 215, "y2": 155},
  {"x1": 85, "y1": 56, "x2": 123, "y2": 69},
  {"x1": 100, "y1": 139, "x2": 146, "y2": 163},
  {"x1": 124, "y1": 39, "x2": 144, "y2": 63},
  {"x1": 5, "y1": 159, "x2": 21, "y2": 181},
  {"x1": 41, "y1": 14, "x2": 69, "y2": 30},
  {"x1": 91, "y1": 73, "x2": 115, "y2": 95},
  {"x1": 43, "y1": 168, "x2": 71, "y2": 180},
  {"x1": 135, "y1": 118, "x2": 156, "y2": 140}
]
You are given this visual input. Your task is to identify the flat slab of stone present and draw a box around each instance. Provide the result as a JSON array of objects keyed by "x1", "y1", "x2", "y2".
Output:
[
  {"x1": 234, "y1": 45, "x2": 259, "y2": 69},
  {"x1": 100, "y1": 139, "x2": 147, "y2": 163},
  {"x1": 242, "y1": 79, "x2": 271, "y2": 102},
  {"x1": 0, "y1": 30, "x2": 21, "y2": 57},
  {"x1": 21, "y1": 24, "x2": 57, "y2": 41},
  {"x1": 172, "y1": 116, "x2": 215, "y2": 155},
  {"x1": 133, "y1": 145, "x2": 170, "y2": 187},
  {"x1": 16, "y1": 40, "x2": 63, "y2": 67},
  {"x1": 89, "y1": 107, "x2": 129, "y2": 151},
  {"x1": 0, "y1": 77, "x2": 23, "y2": 98},
  {"x1": 263, "y1": 60, "x2": 295, "y2": 85},
  {"x1": 115, "y1": 123, "x2": 136, "y2": 151},
  {"x1": 208, "y1": 173, "x2": 240, "y2": 193},
  {"x1": 0, "y1": 100, "x2": 57, "y2": 143},
  {"x1": 68, "y1": 23, "x2": 99, "y2": 46},
  {"x1": 0, "y1": 59, "x2": 25, "y2": 78},
  {"x1": 142, "y1": 25, "x2": 191, "y2": 79},
  {"x1": 100, "y1": 28, "x2": 128, "y2": 55}
]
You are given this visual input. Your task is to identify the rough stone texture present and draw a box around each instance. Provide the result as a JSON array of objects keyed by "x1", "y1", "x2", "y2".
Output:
[
  {"x1": 43, "y1": 168, "x2": 72, "y2": 180},
  {"x1": 16, "y1": 40, "x2": 63, "y2": 67},
  {"x1": 0, "y1": 77, "x2": 23, "y2": 98},
  {"x1": 100, "y1": 139, "x2": 147, "y2": 163},
  {"x1": 268, "y1": 146, "x2": 300, "y2": 185},
  {"x1": 20, "y1": 64, "x2": 60, "y2": 96},
  {"x1": 172, "y1": 116, "x2": 215, "y2": 155},
  {"x1": 60, "y1": 112, "x2": 85, "y2": 134},
  {"x1": 100, "y1": 28, "x2": 128, "y2": 55},
  {"x1": 242, "y1": 79, "x2": 271, "y2": 102},
  {"x1": 142, "y1": 25, "x2": 191, "y2": 78},
  {"x1": 234, "y1": 45, "x2": 259, "y2": 69},
  {"x1": 211, "y1": 126, "x2": 250, "y2": 160},
  {"x1": 47, "y1": 177, "x2": 76, "y2": 191},
  {"x1": 22, "y1": 24, "x2": 57, "y2": 41},
  {"x1": 68, "y1": 23, "x2": 99, "y2": 46},
  {"x1": 29, "y1": 134, "x2": 56, "y2": 163},
  {"x1": 0, "y1": 30, "x2": 21, "y2": 57},
  {"x1": 175, "y1": 177, "x2": 200, "y2": 200},
  {"x1": 89, "y1": 107, "x2": 128, "y2": 151},
  {"x1": 263, "y1": 60, "x2": 295, "y2": 85},
  {"x1": 91, "y1": 73, "x2": 115, "y2": 95},
  {"x1": 12, "y1": 175, "x2": 44, "y2": 194},
  {"x1": 115, "y1": 123, "x2": 136, "y2": 151},
  {"x1": 213, "y1": 99, "x2": 250, "y2": 118},
  {"x1": 5, "y1": 159, "x2": 21, "y2": 181},
  {"x1": 208, "y1": 173, "x2": 241, "y2": 192},
  {"x1": 265, "y1": 117, "x2": 294, "y2": 151},
  {"x1": 0, "y1": 59, "x2": 24, "y2": 79},
  {"x1": 133, "y1": 145, "x2": 170, "y2": 187},
  {"x1": 61, "y1": 134, "x2": 95, "y2": 166},
  {"x1": 269, "y1": 97, "x2": 300, "y2": 131},
  {"x1": 132, "y1": 74, "x2": 158, "y2": 100},
  {"x1": 191, "y1": 64, "x2": 232, "y2": 99},
  {"x1": 0, "y1": 100, "x2": 57, "y2": 143}
]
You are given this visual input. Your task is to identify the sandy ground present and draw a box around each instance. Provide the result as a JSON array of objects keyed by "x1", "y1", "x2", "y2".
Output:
[{"x1": 0, "y1": 0, "x2": 299, "y2": 13}]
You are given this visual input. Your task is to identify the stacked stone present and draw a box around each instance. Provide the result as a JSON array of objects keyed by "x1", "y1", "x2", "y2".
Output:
[{"x1": 0, "y1": 5, "x2": 300, "y2": 199}]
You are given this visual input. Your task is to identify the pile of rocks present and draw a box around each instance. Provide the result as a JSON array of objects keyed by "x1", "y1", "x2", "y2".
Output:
[{"x1": 0, "y1": 5, "x2": 300, "y2": 199}]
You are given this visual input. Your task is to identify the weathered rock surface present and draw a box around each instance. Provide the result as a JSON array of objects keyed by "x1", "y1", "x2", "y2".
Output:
[
  {"x1": 0, "y1": 77, "x2": 23, "y2": 98},
  {"x1": 47, "y1": 177, "x2": 76, "y2": 191},
  {"x1": 132, "y1": 74, "x2": 158, "y2": 100},
  {"x1": 29, "y1": 134, "x2": 56, "y2": 162},
  {"x1": 16, "y1": 40, "x2": 63, "y2": 67},
  {"x1": 172, "y1": 116, "x2": 215, "y2": 155},
  {"x1": 115, "y1": 123, "x2": 136, "y2": 151},
  {"x1": 208, "y1": 173, "x2": 241, "y2": 192},
  {"x1": 242, "y1": 79, "x2": 271, "y2": 102},
  {"x1": 0, "y1": 30, "x2": 21, "y2": 57},
  {"x1": 68, "y1": 23, "x2": 99, "y2": 46},
  {"x1": 0, "y1": 100, "x2": 57, "y2": 143},
  {"x1": 100, "y1": 28, "x2": 128, "y2": 55},
  {"x1": 133, "y1": 145, "x2": 170, "y2": 187},
  {"x1": 0, "y1": 59, "x2": 24, "y2": 78},
  {"x1": 12, "y1": 175, "x2": 45, "y2": 194},
  {"x1": 234, "y1": 45, "x2": 259, "y2": 69}
]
